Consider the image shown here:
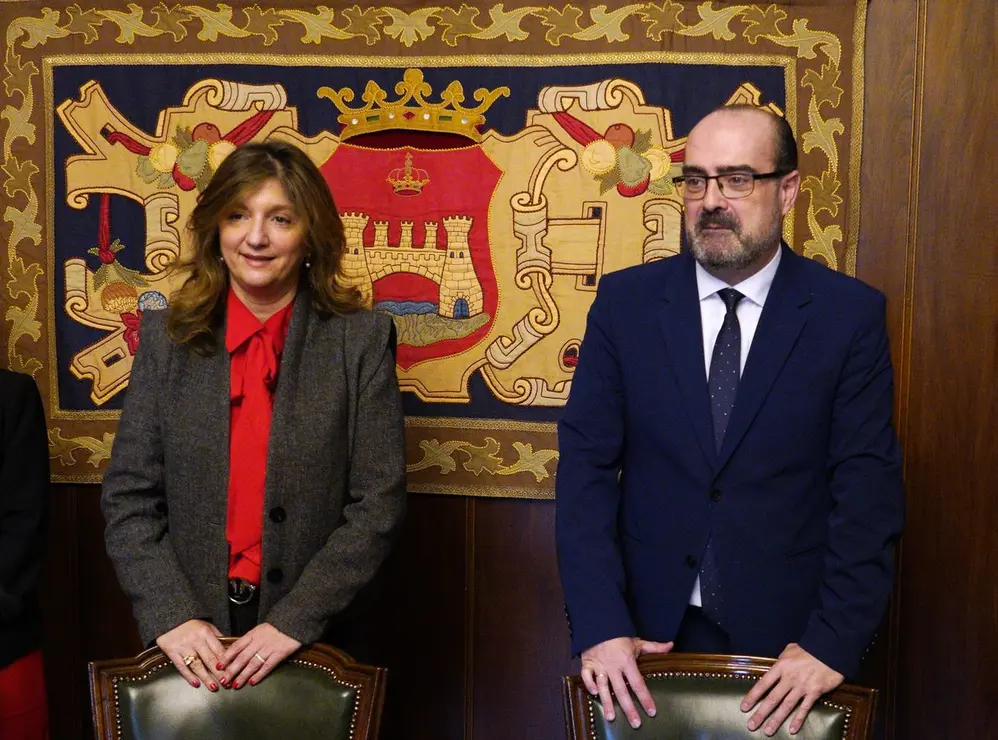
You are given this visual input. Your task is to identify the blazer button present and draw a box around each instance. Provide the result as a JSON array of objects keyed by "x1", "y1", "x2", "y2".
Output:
[
  {"x1": 267, "y1": 568, "x2": 283, "y2": 584},
  {"x1": 710, "y1": 488, "x2": 723, "y2": 502},
  {"x1": 154, "y1": 501, "x2": 168, "y2": 515},
  {"x1": 685, "y1": 555, "x2": 698, "y2": 569},
  {"x1": 269, "y1": 506, "x2": 286, "y2": 523}
]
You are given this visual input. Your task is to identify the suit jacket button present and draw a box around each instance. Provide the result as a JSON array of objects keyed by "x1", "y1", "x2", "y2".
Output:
[
  {"x1": 710, "y1": 488, "x2": 723, "y2": 502},
  {"x1": 685, "y1": 555, "x2": 698, "y2": 568},
  {"x1": 154, "y1": 501, "x2": 168, "y2": 515},
  {"x1": 267, "y1": 568, "x2": 283, "y2": 584},
  {"x1": 269, "y1": 506, "x2": 286, "y2": 523}
]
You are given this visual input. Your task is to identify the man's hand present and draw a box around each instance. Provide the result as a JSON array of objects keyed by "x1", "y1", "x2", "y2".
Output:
[
  {"x1": 580, "y1": 636, "x2": 674, "y2": 729},
  {"x1": 741, "y1": 643, "x2": 844, "y2": 736}
]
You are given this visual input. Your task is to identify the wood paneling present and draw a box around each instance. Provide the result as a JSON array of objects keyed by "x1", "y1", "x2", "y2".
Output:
[
  {"x1": 856, "y1": 1, "x2": 920, "y2": 735},
  {"x1": 471, "y1": 499, "x2": 575, "y2": 739},
  {"x1": 76, "y1": 488, "x2": 141, "y2": 661},
  {"x1": 857, "y1": 0, "x2": 919, "y2": 322},
  {"x1": 38, "y1": 486, "x2": 82, "y2": 740},
  {"x1": 366, "y1": 494, "x2": 469, "y2": 740},
  {"x1": 892, "y1": 2, "x2": 998, "y2": 737}
]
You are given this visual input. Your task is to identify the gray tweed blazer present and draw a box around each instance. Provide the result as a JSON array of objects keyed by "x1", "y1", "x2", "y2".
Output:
[{"x1": 101, "y1": 289, "x2": 406, "y2": 647}]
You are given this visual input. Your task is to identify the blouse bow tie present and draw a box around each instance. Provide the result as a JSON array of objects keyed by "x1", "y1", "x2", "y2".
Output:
[{"x1": 231, "y1": 329, "x2": 280, "y2": 402}]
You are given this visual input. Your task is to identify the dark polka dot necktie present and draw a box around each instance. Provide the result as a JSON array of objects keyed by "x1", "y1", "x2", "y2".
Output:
[
  {"x1": 708, "y1": 288, "x2": 745, "y2": 450},
  {"x1": 701, "y1": 287, "x2": 744, "y2": 624}
]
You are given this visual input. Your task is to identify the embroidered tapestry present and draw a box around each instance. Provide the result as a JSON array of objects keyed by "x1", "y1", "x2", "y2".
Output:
[{"x1": 0, "y1": 0, "x2": 868, "y2": 496}]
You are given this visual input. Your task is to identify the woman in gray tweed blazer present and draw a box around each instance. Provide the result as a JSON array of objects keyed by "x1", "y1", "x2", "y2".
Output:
[{"x1": 101, "y1": 141, "x2": 406, "y2": 693}]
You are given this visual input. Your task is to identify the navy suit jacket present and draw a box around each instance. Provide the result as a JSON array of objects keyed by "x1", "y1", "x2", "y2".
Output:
[{"x1": 555, "y1": 246, "x2": 904, "y2": 678}]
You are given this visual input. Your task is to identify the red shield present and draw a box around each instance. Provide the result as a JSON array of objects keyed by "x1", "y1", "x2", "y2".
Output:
[{"x1": 321, "y1": 144, "x2": 501, "y2": 371}]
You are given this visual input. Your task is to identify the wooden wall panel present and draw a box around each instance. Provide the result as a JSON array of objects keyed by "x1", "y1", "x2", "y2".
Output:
[
  {"x1": 74, "y1": 488, "x2": 142, "y2": 734},
  {"x1": 471, "y1": 499, "x2": 574, "y2": 740},
  {"x1": 856, "y1": 0, "x2": 920, "y2": 734},
  {"x1": 367, "y1": 494, "x2": 469, "y2": 740},
  {"x1": 38, "y1": 486, "x2": 82, "y2": 740},
  {"x1": 893, "y1": 2, "x2": 998, "y2": 737},
  {"x1": 76, "y1": 488, "x2": 141, "y2": 660},
  {"x1": 857, "y1": 0, "x2": 918, "y2": 321}
]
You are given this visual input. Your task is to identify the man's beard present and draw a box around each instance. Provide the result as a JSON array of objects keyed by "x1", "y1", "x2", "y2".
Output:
[{"x1": 687, "y1": 206, "x2": 782, "y2": 271}]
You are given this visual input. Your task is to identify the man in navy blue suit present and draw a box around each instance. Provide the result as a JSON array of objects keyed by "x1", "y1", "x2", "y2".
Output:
[{"x1": 556, "y1": 105, "x2": 904, "y2": 736}]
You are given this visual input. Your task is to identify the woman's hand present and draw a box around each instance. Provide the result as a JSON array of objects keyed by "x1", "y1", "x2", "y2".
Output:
[
  {"x1": 156, "y1": 619, "x2": 226, "y2": 690},
  {"x1": 218, "y1": 622, "x2": 301, "y2": 688}
]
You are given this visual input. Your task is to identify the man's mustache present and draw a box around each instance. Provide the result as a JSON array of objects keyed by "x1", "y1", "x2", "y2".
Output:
[{"x1": 696, "y1": 211, "x2": 739, "y2": 232}]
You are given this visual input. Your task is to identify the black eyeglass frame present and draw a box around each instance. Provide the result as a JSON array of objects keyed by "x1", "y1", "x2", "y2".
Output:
[{"x1": 671, "y1": 170, "x2": 790, "y2": 200}]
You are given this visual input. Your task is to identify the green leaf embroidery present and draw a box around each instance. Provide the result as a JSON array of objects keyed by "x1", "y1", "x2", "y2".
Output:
[
  {"x1": 176, "y1": 139, "x2": 209, "y2": 179},
  {"x1": 631, "y1": 128, "x2": 652, "y2": 154}
]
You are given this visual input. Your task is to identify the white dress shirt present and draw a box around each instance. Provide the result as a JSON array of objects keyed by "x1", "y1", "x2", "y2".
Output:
[{"x1": 688, "y1": 246, "x2": 782, "y2": 607}]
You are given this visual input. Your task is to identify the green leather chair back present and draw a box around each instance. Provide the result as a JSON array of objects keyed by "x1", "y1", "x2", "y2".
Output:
[
  {"x1": 564, "y1": 654, "x2": 876, "y2": 740},
  {"x1": 90, "y1": 642, "x2": 385, "y2": 740}
]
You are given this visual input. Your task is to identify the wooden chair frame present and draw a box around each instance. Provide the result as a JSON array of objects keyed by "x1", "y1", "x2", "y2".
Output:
[
  {"x1": 563, "y1": 653, "x2": 877, "y2": 740},
  {"x1": 90, "y1": 639, "x2": 386, "y2": 740}
]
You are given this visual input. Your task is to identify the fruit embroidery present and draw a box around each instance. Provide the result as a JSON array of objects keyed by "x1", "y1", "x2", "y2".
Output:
[
  {"x1": 553, "y1": 111, "x2": 683, "y2": 197},
  {"x1": 87, "y1": 194, "x2": 169, "y2": 355},
  {"x1": 100, "y1": 109, "x2": 275, "y2": 191}
]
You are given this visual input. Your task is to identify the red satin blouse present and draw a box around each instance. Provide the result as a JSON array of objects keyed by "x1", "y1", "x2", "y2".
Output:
[{"x1": 224, "y1": 288, "x2": 294, "y2": 585}]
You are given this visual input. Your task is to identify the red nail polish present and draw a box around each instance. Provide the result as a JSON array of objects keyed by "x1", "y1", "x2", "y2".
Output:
[
  {"x1": 233, "y1": 681, "x2": 240, "y2": 689},
  {"x1": 216, "y1": 662, "x2": 223, "y2": 671},
  {"x1": 249, "y1": 678, "x2": 256, "y2": 686},
  {"x1": 192, "y1": 680, "x2": 200, "y2": 688},
  {"x1": 210, "y1": 683, "x2": 218, "y2": 691}
]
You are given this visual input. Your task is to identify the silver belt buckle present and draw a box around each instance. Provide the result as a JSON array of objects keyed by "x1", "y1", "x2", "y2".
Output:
[{"x1": 228, "y1": 578, "x2": 257, "y2": 605}]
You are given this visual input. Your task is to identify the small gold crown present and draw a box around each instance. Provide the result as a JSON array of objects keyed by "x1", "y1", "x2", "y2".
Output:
[
  {"x1": 318, "y1": 68, "x2": 510, "y2": 143},
  {"x1": 387, "y1": 153, "x2": 430, "y2": 196}
]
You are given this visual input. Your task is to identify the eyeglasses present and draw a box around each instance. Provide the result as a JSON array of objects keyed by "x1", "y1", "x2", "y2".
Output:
[{"x1": 672, "y1": 171, "x2": 788, "y2": 200}]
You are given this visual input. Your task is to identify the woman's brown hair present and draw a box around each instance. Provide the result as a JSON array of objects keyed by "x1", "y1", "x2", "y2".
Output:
[{"x1": 166, "y1": 140, "x2": 364, "y2": 353}]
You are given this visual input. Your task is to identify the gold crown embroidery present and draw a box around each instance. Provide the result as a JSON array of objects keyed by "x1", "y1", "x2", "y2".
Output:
[
  {"x1": 387, "y1": 152, "x2": 431, "y2": 196},
  {"x1": 318, "y1": 68, "x2": 509, "y2": 143}
]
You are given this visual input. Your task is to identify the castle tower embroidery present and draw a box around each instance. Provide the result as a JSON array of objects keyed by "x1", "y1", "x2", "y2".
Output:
[{"x1": 339, "y1": 212, "x2": 484, "y2": 320}]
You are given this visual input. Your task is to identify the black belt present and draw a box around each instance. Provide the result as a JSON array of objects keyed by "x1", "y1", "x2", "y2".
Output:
[
  {"x1": 227, "y1": 578, "x2": 258, "y2": 605},
  {"x1": 228, "y1": 586, "x2": 259, "y2": 637}
]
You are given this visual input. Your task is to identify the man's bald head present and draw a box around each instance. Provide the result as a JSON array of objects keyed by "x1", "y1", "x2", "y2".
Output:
[{"x1": 693, "y1": 105, "x2": 798, "y2": 174}]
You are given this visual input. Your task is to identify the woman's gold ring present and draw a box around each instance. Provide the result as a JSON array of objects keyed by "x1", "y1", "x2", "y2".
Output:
[
  {"x1": 183, "y1": 654, "x2": 197, "y2": 667},
  {"x1": 254, "y1": 653, "x2": 266, "y2": 663}
]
